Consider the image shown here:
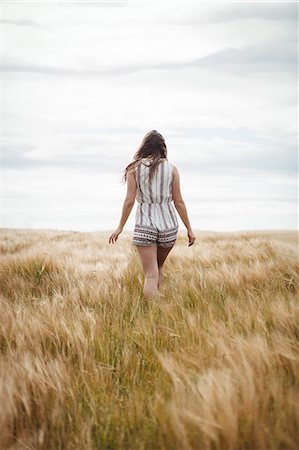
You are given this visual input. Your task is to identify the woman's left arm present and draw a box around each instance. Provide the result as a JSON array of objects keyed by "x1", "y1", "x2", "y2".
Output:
[{"x1": 109, "y1": 170, "x2": 136, "y2": 244}]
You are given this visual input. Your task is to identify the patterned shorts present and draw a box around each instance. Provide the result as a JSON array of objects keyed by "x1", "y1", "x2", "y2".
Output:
[{"x1": 133, "y1": 224, "x2": 179, "y2": 247}]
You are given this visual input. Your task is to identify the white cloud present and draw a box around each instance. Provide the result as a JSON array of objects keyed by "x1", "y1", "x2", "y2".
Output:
[{"x1": 2, "y1": 1, "x2": 297, "y2": 231}]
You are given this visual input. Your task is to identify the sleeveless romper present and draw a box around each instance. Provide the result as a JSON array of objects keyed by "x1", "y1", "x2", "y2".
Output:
[{"x1": 132, "y1": 157, "x2": 179, "y2": 247}]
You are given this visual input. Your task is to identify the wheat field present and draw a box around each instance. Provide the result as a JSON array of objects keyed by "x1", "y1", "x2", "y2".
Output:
[{"x1": 0, "y1": 228, "x2": 298, "y2": 450}]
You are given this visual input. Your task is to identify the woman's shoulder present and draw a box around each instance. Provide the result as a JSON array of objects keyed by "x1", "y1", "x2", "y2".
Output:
[
  {"x1": 128, "y1": 165, "x2": 137, "y2": 175},
  {"x1": 128, "y1": 160, "x2": 142, "y2": 171},
  {"x1": 170, "y1": 164, "x2": 179, "y2": 180},
  {"x1": 168, "y1": 161, "x2": 177, "y2": 171}
]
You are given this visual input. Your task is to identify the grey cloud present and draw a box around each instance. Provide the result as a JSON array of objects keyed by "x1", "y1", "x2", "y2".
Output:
[
  {"x1": 2, "y1": 61, "x2": 85, "y2": 77},
  {"x1": 71, "y1": 3, "x2": 297, "y2": 26},
  {"x1": 3, "y1": 38, "x2": 297, "y2": 78},
  {"x1": 71, "y1": 1, "x2": 130, "y2": 7},
  {"x1": 3, "y1": 133, "x2": 297, "y2": 176},
  {"x1": 212, "y1": 3, "x2": 298, "y2": 23},
  {"x1": 1, "y1": 19, "x2": 42, "y2": 27},
  {"x1": 3, "y1": 144, "x2": 120, "y2": 173},
  {"x1": 149, "y1": 41, "x2": 297, "y2": 75},
  {"x1": 177, "y1": 144, "x2": 298, "y2": 176},
  {"x1": 178, "y1": 3, "x2": 298, "y2": 26},
  {"x1": 190, "y1": 42, "x2": 297, "y2": 74}
]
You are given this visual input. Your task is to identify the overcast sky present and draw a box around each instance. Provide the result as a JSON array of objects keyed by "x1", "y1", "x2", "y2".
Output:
[{"x1": 1, "y1": 0, "x2": 298, "y2": 233}]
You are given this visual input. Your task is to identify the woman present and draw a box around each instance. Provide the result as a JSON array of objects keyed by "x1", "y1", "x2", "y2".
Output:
[{"x1": 108, "y1": 130, "x2": 196, "y2": 299}]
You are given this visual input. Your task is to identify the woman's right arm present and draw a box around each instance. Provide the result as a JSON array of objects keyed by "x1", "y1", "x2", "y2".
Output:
[{"x1": 172, "y1": 166, "x2": 196, "y2": 246}]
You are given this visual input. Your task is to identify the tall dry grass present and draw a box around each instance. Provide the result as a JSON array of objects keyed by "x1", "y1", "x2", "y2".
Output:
[{"x1": 0, "y1": 228, "x2": 298, "y2": 450}]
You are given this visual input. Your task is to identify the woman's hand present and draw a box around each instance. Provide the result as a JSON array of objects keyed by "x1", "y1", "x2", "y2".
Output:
[
  {"x1": 187, "y1": 229, "x2": 196, "y2": 246},
  {"x1": 109, "y1": 227, "x2": 123, "y2": 244}
]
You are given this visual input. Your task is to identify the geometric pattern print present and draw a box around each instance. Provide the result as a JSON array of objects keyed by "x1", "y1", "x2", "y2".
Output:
[{"x1": 132, "y1": 223, "x2": 179, "y2": 247}]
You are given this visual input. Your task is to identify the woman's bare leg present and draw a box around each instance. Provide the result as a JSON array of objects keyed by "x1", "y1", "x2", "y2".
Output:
[
  {"x1": 157, "y1": 245, "x2": 175, "y2": 288},
  {"x1": 134, "y1": 245, "x2": 159, "y2": 299}
]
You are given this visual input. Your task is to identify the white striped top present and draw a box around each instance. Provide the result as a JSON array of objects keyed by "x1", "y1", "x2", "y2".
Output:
[{"x1": 134, "y1": 157, "x2": 179, "y2": 230}]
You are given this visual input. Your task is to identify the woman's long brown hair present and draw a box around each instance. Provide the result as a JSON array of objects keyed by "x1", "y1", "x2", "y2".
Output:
[{"x1": 120, "y1": 130, "x2": 168, "y2": 184}]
